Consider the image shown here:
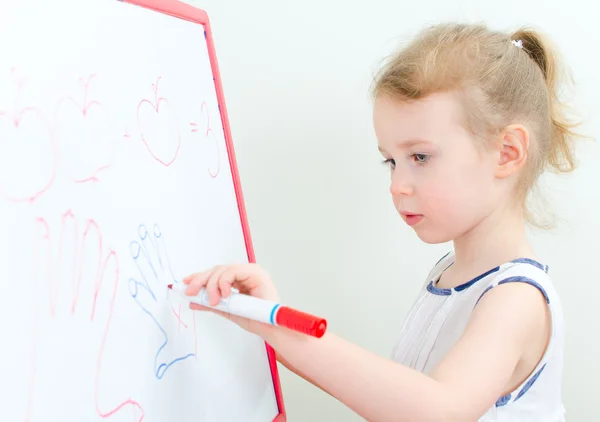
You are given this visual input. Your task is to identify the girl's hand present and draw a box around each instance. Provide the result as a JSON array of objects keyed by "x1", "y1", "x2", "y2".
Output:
[{"x1": 182, "y1": 263, "x2": 280, "y2": 337}]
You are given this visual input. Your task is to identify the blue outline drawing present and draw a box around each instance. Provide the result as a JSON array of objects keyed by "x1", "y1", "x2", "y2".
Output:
[{"x1": 128, "y1": 223, "x2": 194, "y2": 379}]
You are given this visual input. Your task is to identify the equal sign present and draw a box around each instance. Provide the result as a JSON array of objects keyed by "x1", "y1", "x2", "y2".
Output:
[{"x1": 190, "y1": 122, "x2": 198, "y2": 133}]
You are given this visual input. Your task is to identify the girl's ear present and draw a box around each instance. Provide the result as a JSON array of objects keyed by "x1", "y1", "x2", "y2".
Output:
[{"x1": 494, "y1": 124, "x2": 530, "y2": 179}]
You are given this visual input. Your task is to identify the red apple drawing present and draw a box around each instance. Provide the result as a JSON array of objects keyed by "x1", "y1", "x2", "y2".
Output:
[
  {"x1": 0, "y1": 70, "x2": 57, "y2": 202},
  {"x1": 136, "y1": 77, "x2": 181, "y2": 167},
  {"x1": 54, "y1": 74, "x2": 116, "y2": 183}
]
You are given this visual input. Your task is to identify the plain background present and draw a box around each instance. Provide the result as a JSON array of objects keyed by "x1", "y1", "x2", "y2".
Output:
[{"x1": 187, "y1": 0, "x2": 599, "y2": 420}]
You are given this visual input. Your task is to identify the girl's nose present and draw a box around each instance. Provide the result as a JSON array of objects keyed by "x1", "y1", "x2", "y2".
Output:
[{"x1": 390, "y1": 168, "x2": 414, "y2": 197}]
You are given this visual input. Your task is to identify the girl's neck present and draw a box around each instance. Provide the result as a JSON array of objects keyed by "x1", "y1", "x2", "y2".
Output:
[{"x1": 441, "y1": 205, "x2": 536, "y2": 288}]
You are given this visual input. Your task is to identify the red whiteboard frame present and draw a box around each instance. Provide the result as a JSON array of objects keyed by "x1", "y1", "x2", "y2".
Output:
[{"x1": 118, "y1": 0, "x2": 286, "y2": 420}]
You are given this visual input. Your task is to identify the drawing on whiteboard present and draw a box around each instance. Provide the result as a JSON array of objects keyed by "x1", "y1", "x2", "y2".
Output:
[
  {"x1": 128, "y1": 223, "x2": 196, "y2": 379},
  {"x1": 190, "y1": 101, "x2": 221, "y2": 178},
  {"x1": 27, "y1": 211, "x2": 144, "y2": 422},
  {"x1": 0, "y1": 67, "x2": 57, "y2": 203},
  {"x1": 136, "y1": 77, "x2": 181, "y2": 167},
  {"x1": 54, "y1": 75, "x2": 117, "y2": 183}
]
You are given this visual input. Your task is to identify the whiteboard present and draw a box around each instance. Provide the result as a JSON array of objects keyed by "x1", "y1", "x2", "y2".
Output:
[{"x1": 0, "y1": 0, "x2": 283, "y2": 421}]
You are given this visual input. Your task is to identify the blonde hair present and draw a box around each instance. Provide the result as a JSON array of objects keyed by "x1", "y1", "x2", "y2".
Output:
[{"x1": 372, "y1": 23, "x2": 584, "y2": 228}]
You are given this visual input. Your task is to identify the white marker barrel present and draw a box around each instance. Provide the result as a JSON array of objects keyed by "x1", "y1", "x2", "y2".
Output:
[{"x1": 169, "y1": 283, "x2": 280, "y2": 325}]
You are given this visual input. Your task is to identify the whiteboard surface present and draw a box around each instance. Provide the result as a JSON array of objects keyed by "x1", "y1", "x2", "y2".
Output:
[{"x1": 0, "y1": 0, "x2": 280, "y2": 420}]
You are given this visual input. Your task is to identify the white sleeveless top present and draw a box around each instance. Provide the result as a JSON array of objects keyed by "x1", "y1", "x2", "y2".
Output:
[{"x1": 391, "y1": 251, "x2": 566, "y2": 421}]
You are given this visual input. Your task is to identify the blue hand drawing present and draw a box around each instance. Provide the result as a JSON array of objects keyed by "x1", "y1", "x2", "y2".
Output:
[{"x1": 128, "y1": 223, "x2": 194, "y2": 379}]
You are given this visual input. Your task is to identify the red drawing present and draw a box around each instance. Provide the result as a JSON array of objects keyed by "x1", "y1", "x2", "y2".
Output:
[
  {"x1": 136, "y1": 77, "x2": 181, "y2": 167},
  {"x1": 54, "y1": 75, "x2": 117, "y2": 183},
  {"x1": 0, "y1": 67, "x2": 57, "y2": 203},
  {"x1": 172, "y1": 305, "x2": 189, "y2": 331},
  {"x1": 26, "y1": 211, "x2": 144, "y2": 422},
  {"x1": 190, "y1": 101, "x2": 221, "y2": 178}
]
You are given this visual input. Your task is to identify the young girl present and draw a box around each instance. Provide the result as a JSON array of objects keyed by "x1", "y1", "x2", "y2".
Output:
[{"x1": 184, "y1": 23, "x2": 580, "y2": 421}]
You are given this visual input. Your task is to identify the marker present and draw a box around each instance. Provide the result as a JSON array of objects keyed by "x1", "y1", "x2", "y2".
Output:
[{"x1": 167, "y1": 284, "x2": 327, "y2": 338}]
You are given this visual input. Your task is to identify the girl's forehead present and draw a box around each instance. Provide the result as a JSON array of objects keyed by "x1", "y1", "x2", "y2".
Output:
[
  {"x1": 374, "y1": 92, "x2": 462, "y2": 122},
  {"x1": 374, "y1": 92, "x2": 469, "y2": 146}
]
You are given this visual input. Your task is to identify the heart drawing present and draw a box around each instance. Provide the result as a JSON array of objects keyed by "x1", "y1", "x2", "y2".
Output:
[
  {"x1": 136, "y1": 77, "x2": 181, "y2": 167},
  {"x1": 54, "y1": 74, "x2": 117, "y2": 183},
  {"x1": 0, "y1": 68, "x2": 57, "y2": 203}
]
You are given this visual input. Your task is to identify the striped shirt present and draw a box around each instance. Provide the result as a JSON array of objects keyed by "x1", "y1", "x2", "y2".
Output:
[{"x1": 392, "y1": 251, "x2": 565, "y2": 421}]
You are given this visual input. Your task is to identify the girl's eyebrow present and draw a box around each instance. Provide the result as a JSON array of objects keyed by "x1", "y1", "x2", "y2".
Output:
[
  {"x1": 396, "y1": 139, "x2": 434, "y2": 148},
  {"x1": 378, "y1": 139, "x2": 434, "y2": 153}
]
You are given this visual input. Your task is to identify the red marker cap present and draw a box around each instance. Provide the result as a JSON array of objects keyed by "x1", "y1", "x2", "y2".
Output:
[{"x1": 275, "y1": 306, "x2": 327, "y2": 338}]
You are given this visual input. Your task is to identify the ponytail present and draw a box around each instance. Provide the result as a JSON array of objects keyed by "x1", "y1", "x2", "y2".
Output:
[{"x1": 511, "y1": 28, "x2": 581, "y2": 174}]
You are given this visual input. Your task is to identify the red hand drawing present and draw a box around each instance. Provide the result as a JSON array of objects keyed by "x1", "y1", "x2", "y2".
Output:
[
  {"x1": 54, "y1": 75, "x2": 117, "y2": 183},
  {"x1": 190, "y1": 101, "x2": 221, "y2": 178},
  {"x1": 26, "y1": 211, "x2": 143, "y2": 422},
  {"x1": 137, "y1": 77, "x2": 181, "y2": 167},
  {"x1": 0, "y1": 68, "x2": 57, "y2": 202}
]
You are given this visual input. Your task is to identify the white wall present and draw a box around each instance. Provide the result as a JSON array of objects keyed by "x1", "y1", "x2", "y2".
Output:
[{"x1": 187, "y1": 0, "x2": 600, "y2": 420}]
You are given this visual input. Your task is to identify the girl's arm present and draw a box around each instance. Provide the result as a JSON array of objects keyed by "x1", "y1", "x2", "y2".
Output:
[
  {"x1": 183, "y1": 264, "x2": 549, "y2": 421},
  {"x1": 264, "y1": 281, "x2": 550, "y2": 422},
  {"x1": 275, "y1": 352, "x2": 333, "y2": 396}
]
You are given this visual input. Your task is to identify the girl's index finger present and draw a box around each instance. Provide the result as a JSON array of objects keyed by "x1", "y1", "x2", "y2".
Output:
[
  {"x1": 182, "y1": 273, "x2": 195, "y2": 284},
  {"x1": 183, "y1": 271, "x2": 206, "y2": 284},
  {"x1": 184, "y1": 271, "x2": 211, "y2": 295}
]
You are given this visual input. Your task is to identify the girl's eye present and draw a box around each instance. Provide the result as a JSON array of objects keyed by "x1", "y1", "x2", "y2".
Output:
[
  {"x1": 382, "y1": 158, "x2": 396, "y2": 169},
  {"x1": 412, "y1": 154, "x2": 430, "y2": 164}
]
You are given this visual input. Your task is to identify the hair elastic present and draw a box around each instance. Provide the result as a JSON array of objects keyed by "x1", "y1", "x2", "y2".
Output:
[{"x1": 511, "y1": 39, "x2": 523, "y2": 49}]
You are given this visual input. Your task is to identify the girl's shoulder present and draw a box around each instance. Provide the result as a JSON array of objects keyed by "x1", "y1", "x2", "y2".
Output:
[{"x1": 422, "y1": 250, "x2": 562, "y2": 315}]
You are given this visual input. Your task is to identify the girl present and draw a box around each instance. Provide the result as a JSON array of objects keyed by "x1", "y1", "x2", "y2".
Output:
[{"x1": 184, "y1": 23, "x2": 581, "y2": 421}]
